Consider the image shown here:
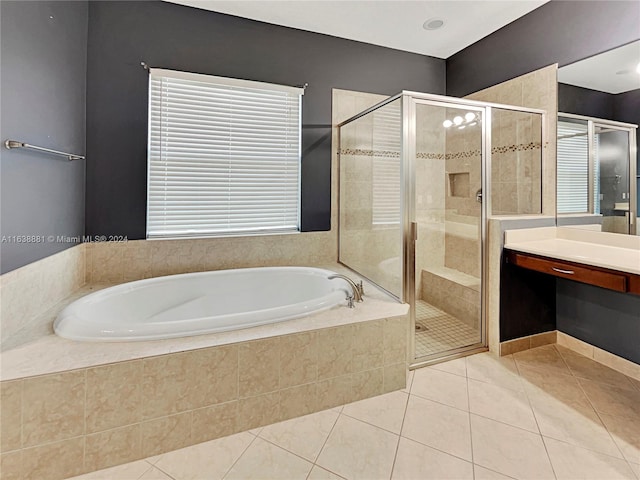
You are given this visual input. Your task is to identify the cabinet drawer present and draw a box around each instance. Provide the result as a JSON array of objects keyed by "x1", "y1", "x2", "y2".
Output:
[
  {"x1": 506, "y1": 251, "x2": 628, "y2": 292},
  {"x1": 629, "y1": 275, "x2": 640, "y2": 296}
]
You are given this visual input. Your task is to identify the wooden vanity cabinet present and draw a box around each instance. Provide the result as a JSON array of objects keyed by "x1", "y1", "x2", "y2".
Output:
[{"x1": 505, "y1": 250, "x2": 638, "y2": 296}]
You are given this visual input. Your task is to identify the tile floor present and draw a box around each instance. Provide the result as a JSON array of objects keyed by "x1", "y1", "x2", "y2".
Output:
[
  {"x1": 415, "y1": 300, "x2": 479, "y2": 357},
  {"x1": 69, "y1": 344, "x2": 640, "y2": 480}
]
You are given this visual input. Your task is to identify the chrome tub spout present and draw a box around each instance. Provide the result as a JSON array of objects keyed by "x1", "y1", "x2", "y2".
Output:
[{"x1": 328, "y1": 274, "x2": 364, "y2": 307}]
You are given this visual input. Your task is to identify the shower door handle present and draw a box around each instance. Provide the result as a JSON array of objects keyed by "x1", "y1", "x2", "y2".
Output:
[{"x1": 411, "y1": 222, "x2": 418, "y2": 242}]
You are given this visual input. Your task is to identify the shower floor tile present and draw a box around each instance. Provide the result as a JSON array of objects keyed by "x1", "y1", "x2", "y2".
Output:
[{"x1": 414, "y1": 300, "x2": 480, "y2": 358}]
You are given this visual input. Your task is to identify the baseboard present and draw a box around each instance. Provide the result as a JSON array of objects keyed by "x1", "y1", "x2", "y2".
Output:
[{"x1": 499, "y1": 330, "x2": 640, "y2": 382}]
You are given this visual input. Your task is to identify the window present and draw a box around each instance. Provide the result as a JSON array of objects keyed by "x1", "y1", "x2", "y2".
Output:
[
  {"x1": 557, "y1": 119, "x2": 599, "y2": 214},
  {"x1": 147, "y1": 69, "x2": 303, "y2": 238},
  {"x1": 371, "y1": 103, "x2": 401, "y2": 225}
]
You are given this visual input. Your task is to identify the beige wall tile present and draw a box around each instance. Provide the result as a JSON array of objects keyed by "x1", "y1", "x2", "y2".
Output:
[
  {"x1": 556, "y1": 331, "x2": 594, "y2": 358},
  {"x1": 500, "y1": 337, "x2": 530, "y2": 356},
  {"x1": 280, "y1": 332, "x2": 318, "y2": 388},
  {"x1": 22, "y1": 437, "x2": 85, "y2": 480},
  {"x1": 1, "y1": 244, "x2": 86, "y2": 344},
  {"x1": 192, "y1": 401, "x2": 238, "y2": 444},
  {"x1": 280, "y1": 383, "x2": 318, "y2": 421},
  {"x1": 592, "y1": 347, "x2": 640, "y2": 382},
  {"x1": 352, "y1": 320, "x2": 383, "y2": 373},
  {"x1": 22, "y1": 370, "x2": 85, "y2": 447},
  {"x1": 530, "y1": 331, "x2": 557, "y2": 348},
  {"x1": 239, "y1": 338, "x2": 280, "y2": 398},
  {"x1": 142, "y1": 345, "x2": 238, "y2": 419},
  {"x1": 0, "y1": 451, "x2": 22, "y2": 480},
  {"x1": 318, "y1": 326, "x2": 353, "y2": 380},
  {"x1": 351, "y1": 368, "x2": 384, "y2": 402},
  {"x1": 86, "y1": 360, "x2": 142, "y2": 433},
  {"x1": 0, "y1": 381, "x2": 22, "y2": 453},
  {"x1": 85, "y1": 425, "x2": 142, "y2": 472},
  {"x1": 316, "y1": 375, "x2": 353, "y2": 411},
  {"x1": 384, "y1": 316, "x2": 408, "y2": 365},
  {"x1": 383, "y1": 363, "x2": 407, "y2": 393},
  {"x1": 237, "y1": 392, "x2": 280, "y2": 432},
  {"x1": 141, "y1": 412, "x2": 192, "y2": 458}
]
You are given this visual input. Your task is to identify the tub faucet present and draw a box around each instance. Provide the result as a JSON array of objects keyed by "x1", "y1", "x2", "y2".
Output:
[{"x1": 328, "y1": 274, "x2": 364, "y2": 307}]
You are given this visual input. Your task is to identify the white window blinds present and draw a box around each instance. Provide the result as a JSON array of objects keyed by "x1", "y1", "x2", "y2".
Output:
[
  {"x1": 147, "y1": 68, "x2": 303, "y2": 238},
  {"x1": 557, "y1": 121, "x2": 590, "y2": 214},
  {"x1": 372, "y1": 103, "x2": 402, "y2": 225}
]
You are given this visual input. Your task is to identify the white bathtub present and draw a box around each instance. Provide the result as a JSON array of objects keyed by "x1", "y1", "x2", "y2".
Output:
[{"x1": 54, "y1": 267, "x2": 351, "y2": 342}]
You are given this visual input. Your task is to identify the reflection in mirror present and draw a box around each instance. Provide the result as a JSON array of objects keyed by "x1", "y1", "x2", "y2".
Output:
[
  {"x1": 557, "y1": 114, "x2": 636, "y2": 234},
  {"x1": 557, "y1": 40, "x2": 639, "y2": 235}
]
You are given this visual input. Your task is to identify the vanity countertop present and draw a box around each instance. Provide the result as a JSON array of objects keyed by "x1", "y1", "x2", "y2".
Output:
[{"x1": 504, "y1": 227, "x2": 640, "y2": 275}]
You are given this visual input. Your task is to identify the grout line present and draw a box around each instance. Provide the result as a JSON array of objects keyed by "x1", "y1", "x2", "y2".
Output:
[
  {"x1": 254, "y1": 435, "x2": 315, "y2": 468},
  {"x1": 567, "y1": 360, "x2": 638, "y2": 473},
  {"x1": 339, "y1": 393, "x2": 408, "y2": 437},
  {"x1": 149, "y1": 463, "x2": 178, "y2": 480},
  {"x1": 220, "y1": 430, "x2": 259, "y2": 479},
  {"x1": 465, "y1": 362, "x2": 476, "y2": 480},
  {"x1": 518, "y1": 371, "x2": 557, "y2": 479},
  {"x1": 388, "y1": 391, "x2": 411, "y2": 480},
  {"x1": 137, "y1": 463, "x2": 158, "y2": 480},
  {"x1": 310, "y1": 407, "x2": 343, "y2": 478}
]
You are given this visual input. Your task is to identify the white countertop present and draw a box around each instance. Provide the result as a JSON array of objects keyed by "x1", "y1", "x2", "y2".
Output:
[{"x1": 504, "y1": 227, "x2": 640, "y2": 275}]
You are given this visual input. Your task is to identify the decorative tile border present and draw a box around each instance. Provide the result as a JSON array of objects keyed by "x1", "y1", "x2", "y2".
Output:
[
  {"x1": 339, "y1": 141, "x2": 542, "y2": 161},
  {"x1": 0, "y1": 315, "x2": 409, "y2": 480}
]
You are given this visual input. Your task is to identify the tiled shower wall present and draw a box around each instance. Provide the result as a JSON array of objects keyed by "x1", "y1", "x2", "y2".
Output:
[
  {"x1": 466, "y1": 64, "x2": 557, "y2": 216},
  {"x1": 337, "y1": 91, "x2": 402, "y2": 297},
  {"x1": 442, "y1": 119, "x2": 482, "y2": 279}
]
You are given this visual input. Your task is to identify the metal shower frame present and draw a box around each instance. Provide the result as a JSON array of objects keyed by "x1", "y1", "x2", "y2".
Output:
[{"x1": 337, "y1": 91, "x2": 547, "y2": 368}]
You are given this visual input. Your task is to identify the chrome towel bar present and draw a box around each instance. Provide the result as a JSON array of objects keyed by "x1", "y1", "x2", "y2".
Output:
[{"x1": 4, "y1": 139, "x2": 85, "y2": 161}]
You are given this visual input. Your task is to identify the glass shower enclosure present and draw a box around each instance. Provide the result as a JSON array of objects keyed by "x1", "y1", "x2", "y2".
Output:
[{"x1": 337, "y1": 92, "x2": 545, "y2": 367}]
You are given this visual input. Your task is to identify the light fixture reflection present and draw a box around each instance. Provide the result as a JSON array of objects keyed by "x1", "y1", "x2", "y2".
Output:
[
  {"x1": 443, "y1": 119, "x2": 453, "y2": 128},
  {"x1": 453, "y1": 116, "x2": 463, "y2": 125},
  {"x1": 465, "y1": 112, "x2": 475, "y2": 122}
]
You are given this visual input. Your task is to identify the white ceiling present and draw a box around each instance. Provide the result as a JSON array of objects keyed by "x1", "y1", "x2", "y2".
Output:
[
  {"x1": 558, "y1": 40, "x2": 640, "y2": 94},
  {"x1": 165, "y1": 0, "x2": 548, "y2": 59}
]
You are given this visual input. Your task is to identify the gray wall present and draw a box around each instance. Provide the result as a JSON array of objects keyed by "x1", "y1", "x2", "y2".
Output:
[
  {"x1": 557, "y1": 280, "x2": 640, "y2": 364},
  {"x1": 447, "y1": 1, "x2": 640, "y2": 97},
  {"x1": 85, "y1": 1, "x2": 445, "y2": 238},
  {"x1": 447, "y1": 0, "x2": 640, "y2": 361},
  {"x1": 0, "y1": 1, "x2": 88, "y2": 274}
]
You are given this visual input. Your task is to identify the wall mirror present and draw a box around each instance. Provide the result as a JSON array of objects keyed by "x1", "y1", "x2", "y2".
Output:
[{"x1": 557, "y1": 40, "x2": 639, "y2": 235}]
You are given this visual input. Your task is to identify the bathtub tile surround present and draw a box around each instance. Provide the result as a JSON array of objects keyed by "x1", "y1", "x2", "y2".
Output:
[
  {"x1": 64, "y1": 344, "x2": 640, "y2": 480},
  {"x1": 0, "y1": 244, "x2": 85, "y2": 348},
  {"x1": 0, "y1": 315, "x2": 408, "y2": 479},
  {"x1": 86, "y1": 233, "x2": 335, "y2": 284}
]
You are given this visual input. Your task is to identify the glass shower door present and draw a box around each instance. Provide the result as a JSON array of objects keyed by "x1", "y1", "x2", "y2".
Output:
[{"x1": 409, "y1": 100, "x2": 485, "y2": 363}]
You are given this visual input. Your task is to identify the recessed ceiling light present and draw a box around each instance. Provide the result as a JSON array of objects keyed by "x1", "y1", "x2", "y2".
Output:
[
  {"x1": 636, "y1": 62, "x2": 640, "y2": 74},
  {"x1": 423, "y1": 18, "x2": 445, "y2": 30}
]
